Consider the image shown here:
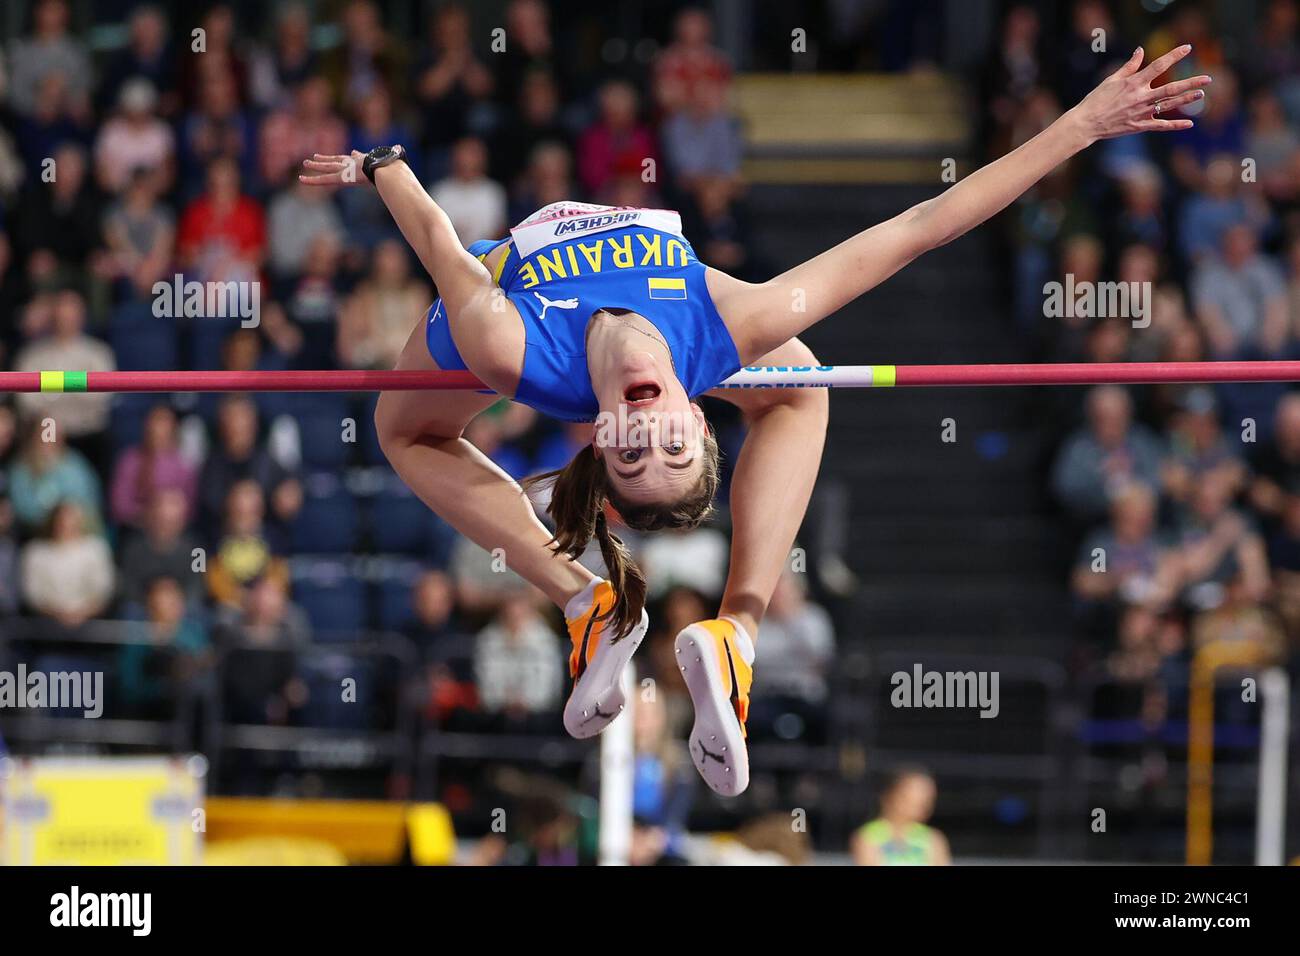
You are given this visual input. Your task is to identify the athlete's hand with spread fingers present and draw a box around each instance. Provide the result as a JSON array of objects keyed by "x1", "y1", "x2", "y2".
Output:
[
  {"x1": 298, "y1": 151, "x2": 370, "y2": 187},
  {"x1": 1068, "y1": 43, "x2": 1211, "y2": 144}
]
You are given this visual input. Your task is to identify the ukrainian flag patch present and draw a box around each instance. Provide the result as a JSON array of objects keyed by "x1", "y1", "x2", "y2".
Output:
[{"x1": 647, "y1": 276, "x2": 687, "y2": 300}]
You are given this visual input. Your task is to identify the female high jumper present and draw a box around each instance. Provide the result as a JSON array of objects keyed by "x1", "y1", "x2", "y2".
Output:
[{"x1": 301, "y1": 45, "x2": 1209, "y2": 796}]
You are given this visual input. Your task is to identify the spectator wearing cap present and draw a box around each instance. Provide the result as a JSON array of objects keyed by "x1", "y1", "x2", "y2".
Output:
[
  {"x1": 93, "y1": 78, "x2": 175, "y2": 194},
  {"x1": 19, "y1": 499, "x2": 113, "y2": 628},
  {"x1": 1052, "y1": 386, "x2": 1165, "y2": 526}
]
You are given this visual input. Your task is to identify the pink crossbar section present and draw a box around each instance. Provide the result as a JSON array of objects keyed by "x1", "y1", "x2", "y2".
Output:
[{"x1": 3, "y1": 362, "x2": 1300, "y2": 393}]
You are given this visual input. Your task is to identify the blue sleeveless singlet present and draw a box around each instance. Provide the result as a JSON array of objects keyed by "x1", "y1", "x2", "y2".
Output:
[{"x1": 425, "y1": 201, "x2": 742, "y2": 422}]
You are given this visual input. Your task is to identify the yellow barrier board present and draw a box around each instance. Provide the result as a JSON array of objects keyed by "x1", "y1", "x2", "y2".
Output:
[{"x1": 0, "y1": 756, "x2": 205, "y2": 866}]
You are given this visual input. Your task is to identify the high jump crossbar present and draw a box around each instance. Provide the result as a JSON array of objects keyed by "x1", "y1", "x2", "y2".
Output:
[{"x1": 7, "y1": 361, "x2": 1300, "y2": 394}]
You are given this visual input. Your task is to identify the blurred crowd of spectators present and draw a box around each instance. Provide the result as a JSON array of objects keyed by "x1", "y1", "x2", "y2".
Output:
[
  {"x1": 985, "y1": 0, "x2": 1300, "y2": 723},
  {"x1": 0, "y1": 0, "x2": 836, "y2": 795}
]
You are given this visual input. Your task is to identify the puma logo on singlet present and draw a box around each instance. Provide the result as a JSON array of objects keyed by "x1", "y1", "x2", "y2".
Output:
[{"x1": 534, "y1": 291, "x2": 580, "y2": 320}]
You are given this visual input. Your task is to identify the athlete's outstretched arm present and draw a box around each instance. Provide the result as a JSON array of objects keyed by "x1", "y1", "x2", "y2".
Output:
[
  {"x1": 712, "y1": 45, "x2": 1210, "y2": 362},
  {"x1": 300, "y1": 151, "x2": 498, "y2": 326}
]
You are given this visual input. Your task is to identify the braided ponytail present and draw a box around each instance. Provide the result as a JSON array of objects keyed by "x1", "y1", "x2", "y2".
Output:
[
  {"x1": 527, "y1": 427, "x2": 722, "y2": 640},
  {"x1": 526, "y1": 447, "x2": 647, "y2": 640}
]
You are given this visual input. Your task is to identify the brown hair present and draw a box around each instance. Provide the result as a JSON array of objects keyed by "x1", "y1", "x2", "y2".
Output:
[{"x1": 526, "y1": 428, "x2": 720, "y2": 640}]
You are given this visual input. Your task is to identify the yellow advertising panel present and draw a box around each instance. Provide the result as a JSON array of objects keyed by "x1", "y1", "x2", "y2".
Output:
[{"x1": 0, "y1": 756, "x2": 205, "y2": 865}]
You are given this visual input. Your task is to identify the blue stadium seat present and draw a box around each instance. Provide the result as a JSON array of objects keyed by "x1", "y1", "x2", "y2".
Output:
[
  {"x1": 370, "y1": 488, "x2": 432, "y2": 555},
  {"x1": 293, "y1": 575, "x2": 367, "y2": 635},
  {"x1": 290, "y1": 395, "x2": 360, "y2": 469},
  {"x1": 360, "y1": 395, "x2": 387, "y2": 466},
  {"x1": 369, "y1": 481, "x2": 458, "y2": 565},
  {"x1": 293, "y1": 655, "x2": 377, "y2": 729},
  {"x1": 373, "y1": 570, "x2": 420, "y2": 631},
  {"x1": 292, "y1": 478, "x2": 360, "y2": 553},
  {"x1": 296, "y1": 411, "x2": 356, "y2": 468},
  {"x1": 109, "y1": 394, "x2": 166, "y2": 448},
  {"x1": 190, "y1": 318, "x2": 245, "y2": 370},
  {"x1": 107, "y1": 300, "x2": 155, "y2": 330},
  {"x1": 111, "y1": 322, "x2": 177, "y2": 371}
]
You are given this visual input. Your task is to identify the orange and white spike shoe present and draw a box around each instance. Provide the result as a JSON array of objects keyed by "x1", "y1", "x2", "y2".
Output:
[
  {"x1": 674, "y1": 617, "x2": 755, "y2": 796},
  {"x1": 562, "y1": 579, "x2": 648, "y2": 739}
]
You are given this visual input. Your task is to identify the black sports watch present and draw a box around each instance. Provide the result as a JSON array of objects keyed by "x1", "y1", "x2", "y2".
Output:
[{"x1": 362, "y1": 144, "x2": 408, "y2": 183}]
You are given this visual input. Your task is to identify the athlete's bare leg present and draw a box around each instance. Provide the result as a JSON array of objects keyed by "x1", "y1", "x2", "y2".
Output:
[
  {"x1": 374, "y1": 318, "x2": 596, "y2": 610},
  {"x1": 707, "y1": 337, "x2": 829, "y2": 639}
]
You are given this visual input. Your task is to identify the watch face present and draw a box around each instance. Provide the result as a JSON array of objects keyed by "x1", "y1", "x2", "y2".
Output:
[{"x1": 370, "y1": 147, "x2": 395, "y2": 161}]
